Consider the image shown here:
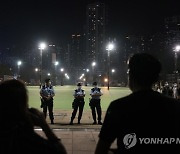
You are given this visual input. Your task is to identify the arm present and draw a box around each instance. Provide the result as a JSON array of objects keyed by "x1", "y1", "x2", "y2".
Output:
[
  {"x1": 90, "y1": 89, "x2": 93, "y2": 96},
  {"x1": 28, "y1": 108, "x2": 67, "y2": 154},
  {"x1": 95, "y1": 102, "x2": 117, "y2": 154},
  {"x1": 97, "y1": 88, "x2": 103, "y2": 96},
  {"x1": 91, "y1": 88, "x2": 102, "y2": 96},
  {"x1": 82, "y1": 90, "x2": 85, "y2": 97},
  {"x1": 40, "y1": 89, "x2": 49, "y2": 100},
  {"x1": 73, "y1": 90, "x2": 77, "y2": 98},
  {"x1": 74, "y1": 90, "x2": 85, "y2": 98},
  {"x1": 100, "y1": 89, "x2": 103, "y2": 96},
  {"x1": 51, "y1": 86, "x2": 55, "y2": 97}
]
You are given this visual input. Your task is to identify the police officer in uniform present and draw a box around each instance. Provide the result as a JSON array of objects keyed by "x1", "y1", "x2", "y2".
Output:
[
  {"x1": 69, "y1": 83, "x2": 85, "y2": 125},
  {"x1": 40, "y1": 78, "x2": 55, "y2": 124},
  {"x1": 90, "y1": 82, "x2": 103, "y2": 125}
]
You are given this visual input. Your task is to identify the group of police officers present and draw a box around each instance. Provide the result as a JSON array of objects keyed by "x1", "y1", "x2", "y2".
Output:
[{"x1": 40, "y1": 79, "x2": 103, "y2": 125}]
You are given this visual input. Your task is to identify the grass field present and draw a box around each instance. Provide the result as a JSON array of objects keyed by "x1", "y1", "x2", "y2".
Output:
[{"x1": 28, "y1": 86, "x2": 131, "y2": 111}]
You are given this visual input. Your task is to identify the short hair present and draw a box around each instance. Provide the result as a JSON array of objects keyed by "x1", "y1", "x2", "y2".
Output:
[
  {"x1": 128, "y1": 53, "x2": 161, "y2": 86},
  {"x1": 0, "y1": 79, "x2": 28, "y2": 120}
]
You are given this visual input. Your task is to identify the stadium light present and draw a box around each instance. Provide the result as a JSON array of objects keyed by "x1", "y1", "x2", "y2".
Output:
[
  {"x1": 174, "y1": 45, "x2": 180, "y2": 73},
  {"x1": 17, "y1": 60, "x2": 22, "y2": 78},
  {"x1": 106, "y1": 42, "x2": 115, "y2": 90},
  {"x1": 38, "y1": 42, "x2": 46, "y2": 88}
]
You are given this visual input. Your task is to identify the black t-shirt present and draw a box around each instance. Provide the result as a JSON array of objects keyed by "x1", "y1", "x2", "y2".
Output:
[{"x1": 99, "y1": 90, "x2": 180, "y2": 153}]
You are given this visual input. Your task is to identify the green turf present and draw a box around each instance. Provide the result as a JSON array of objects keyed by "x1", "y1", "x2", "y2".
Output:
[{"x1": 28, "y1": 86, "x2": 131, "y2": 111}]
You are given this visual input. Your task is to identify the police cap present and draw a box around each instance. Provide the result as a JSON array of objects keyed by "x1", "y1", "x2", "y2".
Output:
[
  {"x1": 93, "y1": 82, "x2": 97, "y2": 86},
  {"x1": 77, "y1": 82, "x2": 82, "y2": 86},
  {"x1": 45, "y1": 78, "x2": 50, "y2": 83}
]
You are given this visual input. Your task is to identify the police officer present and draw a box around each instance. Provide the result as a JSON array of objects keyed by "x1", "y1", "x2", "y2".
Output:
[
  {"x1": 69, "y1": 83, "x2": 85, "y2": 125},
  {"x1": 90, "y1": 82, "x2": 103, "y2": 125},
  {"x1": 40, "y1": 78, "x2": 55, "y2": 124}
]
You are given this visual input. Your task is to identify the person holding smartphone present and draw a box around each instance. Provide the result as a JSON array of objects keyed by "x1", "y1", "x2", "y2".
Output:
[{"x1": 0, "y1": 79, "x2": 67, "y2": 154}]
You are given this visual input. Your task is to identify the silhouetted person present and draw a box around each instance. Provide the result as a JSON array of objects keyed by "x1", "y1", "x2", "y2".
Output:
[
  {"x1": 40, "y1": 78, "x2": 55, "y2": 124},
  {"x1": 70, "y1": 83, "x2": 85, "y2": 125},
  {"x1": 0, "y1": 79, "x2": 67, "y2": 154},
  {"x1": 162, "y1": 82, "x2": 173, "y2": 97},
  {"x1": 90, "y1": 81, "x2": 103, "y2": 125},
  {"x1": 95, "y1": 53, "x2": 180, "y2": 154}
]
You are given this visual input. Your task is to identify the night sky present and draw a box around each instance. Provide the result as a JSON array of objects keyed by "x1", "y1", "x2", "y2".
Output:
[{"x1": 0, "y1": 0, "x2": 179, "y2": 48}]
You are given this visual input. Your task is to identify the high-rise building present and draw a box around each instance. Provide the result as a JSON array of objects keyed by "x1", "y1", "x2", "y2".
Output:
[
  {"x1": 67, "y1": 34, "x2": 84, "y2": 83},
  {"x1": 165, "y1": 15, "x2": 180, "y2": 47},
  {"x1": 70, "y1": 34, "x2": 83, "y2": 69},
  {"x1": 86, "y1": 2, "x2": 106, "y2": 70},
  {"x1": 164, "y1": 16, "x2": 180, "y2": 80}
]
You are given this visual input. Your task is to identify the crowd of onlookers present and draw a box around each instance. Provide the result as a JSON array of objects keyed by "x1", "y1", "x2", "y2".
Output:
[{"x1": 154, "y1": 81, "x2": 180, "y2": 99}]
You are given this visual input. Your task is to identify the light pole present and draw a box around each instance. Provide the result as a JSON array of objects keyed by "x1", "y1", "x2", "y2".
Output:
[
  {"x1": 111, "y1": 69, "x2": 116, "y2": 86},
  {"x1": 39, "y1": 42, "x2": 46, "y2": 88},
  {"x1": 106, "y1": 43, "x2": 114, "y2": 90},
  {"x1": 92, "y1": 62, "x2": 96, "y2": 82},
  {"x1": 35, "y1": 68, "x2": 39, "y2": 85},
  {"x1": 17, "y1": 60, "x2": 22, "y2": 78},
  {"x1": 85, "y1": 68, "x2": 89, "y2": 86},
  {"x1": 174, "y1": 45, "x2": 180, "y2": 73},
  {"x1": 54, "y1": 61, "x2": 59, "y2": 85},
  {"x1": 60, "y1": 68, "x2": 64, "y2": 86}
]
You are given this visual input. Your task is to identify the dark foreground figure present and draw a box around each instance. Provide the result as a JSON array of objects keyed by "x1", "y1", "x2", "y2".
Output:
[
  {"x1": 0, "y1": 80, "x2": 67, "y2": 154},
  {"x1": 95, "y1": 53, "x2": 180, "y2": 154}
]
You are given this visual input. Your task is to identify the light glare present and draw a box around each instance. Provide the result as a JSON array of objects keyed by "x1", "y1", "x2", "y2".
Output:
[
  {"x1": 17, "y1": 61, "x2": 22, "y2": 66},
  {"x1": 175, "y1": 45, "x2": 180, "y2": 52},
  {"x1": 39, "y1": 43, "x2": 46, "y2": 50},
  {"x1": 107, "y1": 43, "x2": 114, "y2": 51}
]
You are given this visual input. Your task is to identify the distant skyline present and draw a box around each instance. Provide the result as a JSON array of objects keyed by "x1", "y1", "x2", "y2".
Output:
[{"x1": 0, "y1": 0, "x2": 179, "y2": 49}]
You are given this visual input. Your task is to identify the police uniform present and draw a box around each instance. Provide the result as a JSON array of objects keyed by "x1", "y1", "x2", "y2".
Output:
[
  {"x1": 70, "y1": 83, "x2": 85, "y2": 125},
  {"x1": 90, "y1": 82, "x2": 103, "y2": 125},
  {"x1": 40, "y1": 79, "x2": 55, "y2": 124}
]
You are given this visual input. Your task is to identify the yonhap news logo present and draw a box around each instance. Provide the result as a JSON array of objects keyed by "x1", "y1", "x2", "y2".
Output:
[
  {"x1": 123, "y1": 133, "x2": 180, "y2": 149},
  {"x1": 123, "y1": 133, "x2": 137, "y2": 149}
]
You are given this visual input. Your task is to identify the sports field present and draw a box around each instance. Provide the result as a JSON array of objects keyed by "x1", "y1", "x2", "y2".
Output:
[{"x1": 28, "y1": 86, "x2": 131, "y2": 111}]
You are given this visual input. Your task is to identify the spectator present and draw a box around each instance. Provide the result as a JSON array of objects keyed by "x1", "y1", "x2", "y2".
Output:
[
  {"x1": 0, "y1": 79, "x2": 67, "y2": 154},
  {"x1": 95, "y1": 53, "x2": 180, "y2": 154},
  {"x1": 177, "y1": 83, "x2": 180, "y2": 100},
  {"x1": 172, "y1": 83, "x2": 178, "y2": 99},
  {"x1": 162, "y1": 82, "x2": 173, "y2": 97}
]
